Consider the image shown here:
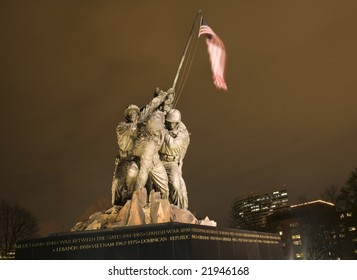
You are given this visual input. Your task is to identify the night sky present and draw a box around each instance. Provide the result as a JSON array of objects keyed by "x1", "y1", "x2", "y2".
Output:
[{"x1": 1, "y1": 0, "x2": 357, "y2": 231}]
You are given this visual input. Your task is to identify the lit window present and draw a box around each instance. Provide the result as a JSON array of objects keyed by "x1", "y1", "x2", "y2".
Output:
[
  {"x1": 339, "y1": 234, "x2": 345, "y2": 238},
  {"x1": 348, "y1": 227, "x2": 356, "y2": 232},
  {"x1": 354, "y1": 249, "x2": 357, "y2": 254},
  {"x1": 293, "y1": 240, "x2": 302, "y2": 246},
  {"x1": 346, "y1": 212, "x2": 352, "y2": 217},
  {"x1": 290, "y1": 222, "x2": 299, "y2": 228},
  {"x1": 279, "y1": 231, "x2": 283, "y2": 236},
  {"x1": 292, "y1": 234, "x2": 301, "y2": 240},
  {"x1": 340, "y1": 214, "x2": 345, "y2": 219},
  {"x1": 295, "y1": 253, "x2": 304, "y2": 259},
  {"x1": 352, "y1": 238, "x2": 357, "y2": 243}
]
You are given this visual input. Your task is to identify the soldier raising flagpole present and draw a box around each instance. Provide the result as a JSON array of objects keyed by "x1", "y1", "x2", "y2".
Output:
[{"x1": 111, "y1": 10, "x2": 228, "y2": 212}]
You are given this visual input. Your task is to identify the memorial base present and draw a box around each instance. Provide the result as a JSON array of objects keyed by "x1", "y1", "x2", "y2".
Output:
[{"x1": 16, "y1": 222, "x2": 284, "y2": 259}]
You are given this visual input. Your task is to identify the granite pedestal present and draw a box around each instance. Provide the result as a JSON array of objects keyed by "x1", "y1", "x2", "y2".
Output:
[{"x1": 15, "y1": 222, "x2": 284, "y2": 259}]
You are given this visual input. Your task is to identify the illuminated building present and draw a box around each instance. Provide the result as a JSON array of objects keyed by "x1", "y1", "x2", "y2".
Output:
[
  {"x1": 267, "y1": 200, "x2": 340, "y2": 260},
  {"x1": 337, "y1": 208, "x2": 357, "y2": 259},
  {"x1": 0, "y1": 250, "x2": 15, "y2": 260},
  {"x1": 231, "y1": 187, "x2": 289, "y2": 231}
]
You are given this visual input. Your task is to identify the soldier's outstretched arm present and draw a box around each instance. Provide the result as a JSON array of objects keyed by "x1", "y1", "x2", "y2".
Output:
[{"x1": 139, "y1": 88, "x2": 175, "y2": 122}]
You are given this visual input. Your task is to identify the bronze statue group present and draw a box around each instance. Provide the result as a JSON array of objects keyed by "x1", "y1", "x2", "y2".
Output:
[{"x1": 111, "y1": 87, "x2": 190, "y2": 211}]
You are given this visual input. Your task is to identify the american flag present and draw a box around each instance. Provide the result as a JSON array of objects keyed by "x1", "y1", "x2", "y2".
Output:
[{"x1": 198, "y1": 17, "x2": 227, "y2": 91}]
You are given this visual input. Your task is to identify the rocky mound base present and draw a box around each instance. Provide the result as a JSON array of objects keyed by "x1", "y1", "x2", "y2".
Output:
[{"x1": 71, "y1": 188, "x2": 216, "y2": 231}]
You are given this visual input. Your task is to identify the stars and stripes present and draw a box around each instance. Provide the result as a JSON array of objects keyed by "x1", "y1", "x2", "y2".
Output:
[{"x1": 198, "y1": 17, "x2": 227, "y2": 91}]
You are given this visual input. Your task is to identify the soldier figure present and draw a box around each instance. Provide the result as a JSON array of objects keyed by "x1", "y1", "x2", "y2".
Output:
[
  {"x1": 133, "y1": 111, "x2": 169, "y2": 198},
  {"x1": 111, "y1": 88, "x2": 173, "y2": 206},
  {"x1": 159, "y1": 109, "x2": 190, "y2": 209},
  {"x1": 111, "y1": 104, "x2": 140, "y2": 206}
]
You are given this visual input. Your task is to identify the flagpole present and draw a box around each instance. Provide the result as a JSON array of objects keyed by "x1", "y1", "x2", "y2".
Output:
[{"x1": 172, "y1": 10, "x2": 202, "y2": 90}]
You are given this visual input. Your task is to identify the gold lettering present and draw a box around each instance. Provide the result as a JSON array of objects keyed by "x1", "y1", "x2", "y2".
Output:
[
  {"x1": 115, "y1": 241, "x2": 127, "y2": 246},
  {"x1": 166, "y1": 229, "x2": 180, "y2": 234},
  {"x1": 192, "y1": 234, "x2": 210, "y2": 240},
  {"x1": 45, "y1": 240, "x2": 59, "y2": 246},
  {"x1": 59, "y1": 239, "x2": 71, "y2": 245},
  {"x1": 169, "y1": 235, "x2": 190, "y2": 241},
  {"x1": 128, "y1": 240, "x2": 140, "y2": 245},
  {"x1": 108, "y1": 234, "x2": 122, "y2": 240},
  {"x1": 54, "y1": 245, "x2": 78, "y2": 252},
  {"x1": 140, "y1": 237, "x2": 167, "y2": 244}
]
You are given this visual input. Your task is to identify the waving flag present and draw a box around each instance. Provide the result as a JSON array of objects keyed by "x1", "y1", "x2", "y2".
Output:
[{"x1": 198, "y1": 17, "x2": 227, "y2": 91}]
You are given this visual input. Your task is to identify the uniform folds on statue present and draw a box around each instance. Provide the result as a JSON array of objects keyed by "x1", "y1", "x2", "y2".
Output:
[{"x1": 111, "y1": 87, "x2": 190, "y2": 210}]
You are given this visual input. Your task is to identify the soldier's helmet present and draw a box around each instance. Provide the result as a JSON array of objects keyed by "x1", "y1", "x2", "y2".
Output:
[
  {"x1": 166, "y1": 109, "x2": 181, "y2": 123},
  {"x1": 124, "y1": 104, "x2": 140, "y2": 117},
  {"x1": 146, "y1": 114, "x2": 164, "y2": 132}
]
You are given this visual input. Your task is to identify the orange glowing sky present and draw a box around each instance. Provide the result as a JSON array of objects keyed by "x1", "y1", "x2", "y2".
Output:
[{"x1": 1, "y1": 0, "x2": 357, "y2": 230}]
